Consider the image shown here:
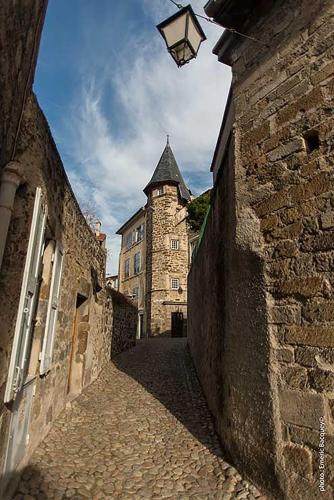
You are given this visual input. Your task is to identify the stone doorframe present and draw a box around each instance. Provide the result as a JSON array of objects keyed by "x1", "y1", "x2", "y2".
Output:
[{"x1": 67, "y1": 293, "x2": 90, "y2": 397}]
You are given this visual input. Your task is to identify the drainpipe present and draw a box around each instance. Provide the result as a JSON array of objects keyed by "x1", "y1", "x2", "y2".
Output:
[{"x1": 0, "y1": 161, "x2": 23, "y2": 273}]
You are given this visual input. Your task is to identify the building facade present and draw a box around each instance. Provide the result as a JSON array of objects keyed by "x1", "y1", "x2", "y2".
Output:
[
  {"x1": 188, "y1": 1, "x2": 334, "y2": 499},
  {"x1": 117, "y1": 141, "x2": 192, "y2": 337},
  {"x1": 106, "y1": 274, "x2": 119, "y2": 290},
  {"x1": 117, "y1": 208, "x2": 146, "y2": 338}
]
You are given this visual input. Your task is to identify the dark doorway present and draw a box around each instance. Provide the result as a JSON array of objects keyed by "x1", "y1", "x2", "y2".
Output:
[
  {"x1": 139, "y1": 313, "x2": 144, "y2": 339},
  {"x1": 171, "y1": 312, "x2": 183, "y2": 337}
]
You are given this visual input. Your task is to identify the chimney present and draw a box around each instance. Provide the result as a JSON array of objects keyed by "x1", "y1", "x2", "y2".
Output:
[{"x1": 95, "y1": 220, "x2": 101, "y2": 237}]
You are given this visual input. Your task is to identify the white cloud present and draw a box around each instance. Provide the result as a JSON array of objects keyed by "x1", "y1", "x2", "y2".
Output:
[{"x1": 64, "y1": 1, "x2": 231, "y2": 274}]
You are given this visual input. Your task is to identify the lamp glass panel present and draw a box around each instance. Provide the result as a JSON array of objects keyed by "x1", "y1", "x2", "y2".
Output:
[
  {"x1": 172, "y1": 42, "x2": 193, "y2": 64},
  {"x1": 160, "y1": 12, "x2": 188, "y2": 48},
  {"x1": 187, "y1": 16, "x2": 203, "y2": 53}
]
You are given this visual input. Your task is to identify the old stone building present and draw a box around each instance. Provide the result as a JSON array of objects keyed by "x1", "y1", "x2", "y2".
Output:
[
  {"x1": 188, "y1": 0, "x2": 334, "y2": 499},
  {"x1": 117, "y1": 140, "x2": 193, "y2": 337},
  {"x1": 0, "y1": 2, "x2": 135, "y2": 497}
]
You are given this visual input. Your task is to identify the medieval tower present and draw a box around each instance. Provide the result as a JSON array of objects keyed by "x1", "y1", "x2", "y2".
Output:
[{"x1": 117, "y1": 139, "x2": 192, "y2": 337}]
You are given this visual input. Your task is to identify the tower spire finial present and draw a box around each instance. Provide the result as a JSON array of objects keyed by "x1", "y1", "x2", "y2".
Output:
[{"x1": 166, "y1": 134, "x2": 170, "y2": 145}]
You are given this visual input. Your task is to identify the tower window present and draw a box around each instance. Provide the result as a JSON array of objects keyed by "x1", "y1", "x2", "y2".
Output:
[
  {"x1": 171, "y1": 278, "x2": 180, "y2": 290},
  {"x1": 158, "y1": 186, "x2": 164, "y2": 196},
  {"x1": 171, "y1": 239, "x2": 179, "y2": 250}
]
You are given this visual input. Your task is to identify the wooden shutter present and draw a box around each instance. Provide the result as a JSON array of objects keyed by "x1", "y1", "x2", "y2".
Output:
[
  {"x1": 4, "y1": 187, "x2": 47, "y2": 403},
  {"x1": 40, "y1": 242, "x2": 64, "y2": 375}
]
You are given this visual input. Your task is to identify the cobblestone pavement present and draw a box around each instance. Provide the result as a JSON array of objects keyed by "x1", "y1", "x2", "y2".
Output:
[{"x1": 14, "y1": 338, "x2": 265, "y2": 499}]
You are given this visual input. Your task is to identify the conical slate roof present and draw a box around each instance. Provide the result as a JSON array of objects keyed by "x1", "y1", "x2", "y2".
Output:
[{"x1": 144, "y1": 141, "x2": 191, "y2": 201}]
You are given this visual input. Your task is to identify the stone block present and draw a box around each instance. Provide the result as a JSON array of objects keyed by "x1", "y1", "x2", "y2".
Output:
[
  {"x1": 278, "y1": 276, "x2": 325, "y2": 298},
  {"x1": 287, "y1": 476, "x2": 333, "y2": 500},
  {"x1": 273, "y1": 240, "x2": 298, "y2": 259},
  {"x1": 243, "y1": 120, "x2": 270, "y2": 146},
  {"x1": 280, "y1": 389, "x2": 325, "y2": 429},
  {"x1": 277, "y1": 87, "x2": 324, "y2": 126},
  {"x1": 269, "y1": 305, "x2": 301, "y2": 324},
  {"x1": 300, "y1": 158, "x2": 319, "y2": 178},
  {"x1": 290, "y1": 253, "x2": 313, "y2": 276},
  {"x1": 314, "y1": 252, "x2": 334, "y2": 272},
  {"x1": 290, "y1": 425, "x2": 319, "y2": 451},
  {"x1": 78, "y1": 278, "x2": 90, "y2": 298},
  {"x1": 281, "y1": 365, "x2": 309, "y2": 390},
  {"x1": 286, "y1": 151, "x2": 307, "y2": 171},
  {"x1": 301, "y1": 233, "x2": 334, "y2": 252},
  {"x1": 302, "y1": 216, "x2": 319, "y2": 235},
  {"x1": 280, "y1": 207, "x2": 301, "y2": 225},
  {"x1": 285, "y1": 326, "x2": 334, "y2": 348},
  {"x1": 311, "y1": 62, "x2": 334, "y2": 85},
  {"x1": 254, "y1": 190, "x2": 290, "y2": 217},
  {"x1": 289, "y1": 172, "x2": 333, "y2": 204},
  {"x1": 292, "y1": 421, "x2": 334, "y2": 457},
  {"x1": 271, "y1": 221, "x2": 303, "y2": 240},
  {"x1": 309, "y1": 369, "x2": 334, "y2": 393},
  {"x1": 303, "y1": 300, "x2": 334, "y2": 322},
  {"x1": 329, "y1": 399, "x2": 334, "y2": 422},
  {"x1": 283, "y1": 443, "x2": 312, "y2": 478},
  {"x1": 276, "y1": 347, "x2": 294, "y2": 363},
  {"x1": 267, "y1": 138, "x2": 305, "y2": 162},
  {"x1": 260, "y1": 214, "x2": 279, "y2": 232},
  {"x1": 295, "y1": 347, "x2": 319, "y2": 368},
  {"x1": 77, "y1": 329, "x2": 89, "y2": 354},
  {"x1": 321, "y1": 211, "x2": 334, "y2": 229},
  {"x1": 267, "y1": 259, "x2": 290, "y2": 279}
]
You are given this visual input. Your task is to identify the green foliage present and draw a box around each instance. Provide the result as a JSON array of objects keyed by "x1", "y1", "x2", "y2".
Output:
[{"x1": 187, "y1": 190, "x2": 211, "y2": 231}]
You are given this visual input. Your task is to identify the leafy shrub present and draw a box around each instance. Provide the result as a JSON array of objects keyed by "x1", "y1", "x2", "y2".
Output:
[{"x1": 187, "y1": 190, "x2": 211, "y2": 231}]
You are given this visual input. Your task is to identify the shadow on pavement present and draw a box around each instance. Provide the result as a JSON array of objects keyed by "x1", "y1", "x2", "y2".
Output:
[
  {"x1": 2, "y1": 465, "x2": 55, "y2": 500},
  {"x1": 113, "y1": 337, "x2": 223, "y2": 459}
]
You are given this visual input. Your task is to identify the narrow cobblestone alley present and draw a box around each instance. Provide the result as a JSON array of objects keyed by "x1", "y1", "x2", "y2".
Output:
[{"x1": 14, "y1": 339, "x2": 264, "y2": 499}]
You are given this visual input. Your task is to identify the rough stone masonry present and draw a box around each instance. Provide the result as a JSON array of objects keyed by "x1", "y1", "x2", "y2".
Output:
[{"x1": 188, "y1": 0, "x2": 334, "y2": 499}]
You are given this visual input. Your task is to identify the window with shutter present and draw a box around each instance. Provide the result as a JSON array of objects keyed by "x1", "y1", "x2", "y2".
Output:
[
  {"x1": 40, "y1": 243, "x2": 64, "y2": 375},
  {"x1": 4, "y1": 187, "x2": 47, "y2": 403}
]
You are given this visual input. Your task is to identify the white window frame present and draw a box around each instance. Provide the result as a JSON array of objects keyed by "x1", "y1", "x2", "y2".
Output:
[
  {"x1": 5, "y1": 187, "x2": 47, "y2": 403},
  {"x1": 171, "y1": 278, "x2": 180, "y2": 290},
  {"x1": 171, "y1": 239, "x2": 179, "y2": 250},
  {"x1": 158, "y1": 186, "x2": 164, "y2": 196},
  {"x1": 136, "y1": 224, "x2": 144, "y2": 242},
  {"x1": 40, "y1": 242, "x2": 64, "y2": 375}
]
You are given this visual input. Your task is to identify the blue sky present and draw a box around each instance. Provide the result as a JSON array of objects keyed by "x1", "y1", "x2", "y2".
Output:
[{"x1": 34, "y1": 0, "x2": 231, "y2": 274}]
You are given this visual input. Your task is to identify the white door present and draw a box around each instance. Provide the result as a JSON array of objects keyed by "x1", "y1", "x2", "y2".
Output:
[{"x1": 3, "y1": 188, "x2": 46, "y2": 485}]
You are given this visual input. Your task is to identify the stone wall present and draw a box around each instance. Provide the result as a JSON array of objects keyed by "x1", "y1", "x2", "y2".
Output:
[
  {"x1": 188, "y1": 140, "x2": 279, "y2": 495},
  {"x1": 189, "y1": 0, "x2": 334, "y2": 498},
  {"x1": 146, "y1": 184, "x2": 190, "y2": 336},
  {"x1": 0, "y1": 91, "x2": 109, "y2": 496},
  {"x1": 0, "y1": 0, "x2": 47, "y2": 170},
  {"x1": 106, "y1": 288, "x2": 137, "y2": 358}
]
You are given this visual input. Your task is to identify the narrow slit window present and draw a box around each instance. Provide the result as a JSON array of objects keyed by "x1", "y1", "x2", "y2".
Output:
[
  {"x1": 303, "y1": 130, "x2": 320, "y2": 154},
  {"x1": 171, "y1": 278, "x2": 179, "y2": 290},
  {"x1": 171, "y1": 239, "x2": 179, "y2": 250}
]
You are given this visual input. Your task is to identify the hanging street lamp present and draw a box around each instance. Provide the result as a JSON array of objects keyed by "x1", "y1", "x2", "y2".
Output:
[{"x1": 157, "y1": 5, "x2": 207, "y2": 67}]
